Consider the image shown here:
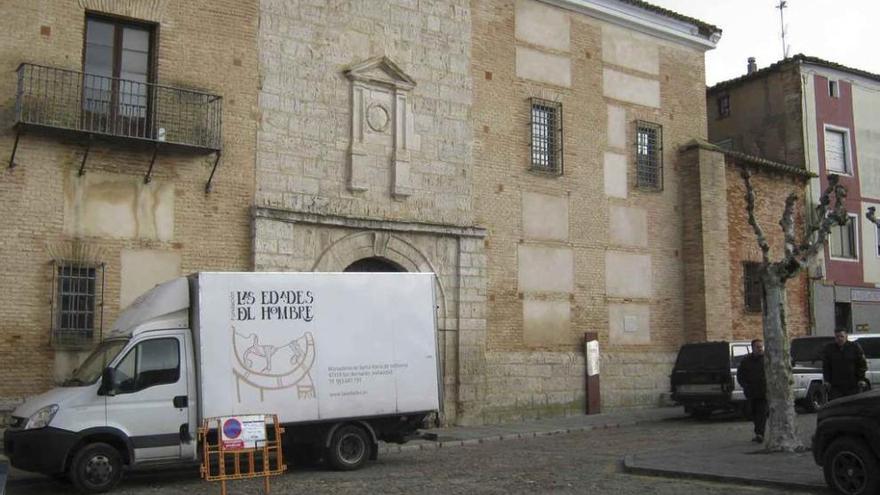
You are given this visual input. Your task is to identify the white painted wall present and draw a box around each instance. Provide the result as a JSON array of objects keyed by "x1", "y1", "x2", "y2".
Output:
[
  {"x1": 601, "y1": 24, "x2": 659, "y2": 75},
  {"x1": 605, "y1": 252, "x2": 652, "y2": 298},
  {"x1": 516, "y1": 46, "x2": 571, "y2": 87},
  {"x1": 518, "y1": 245, "x2": 574, "y2": 293},
  {"x1": 603, "y1": 69, "x2": 660, "y2": 108},
  {"x1": 515, "y1": 0, "x2": 570, "y2": 52},
  {"x1": 603, "y1": 152, "x2": 628, "y2": 198},
  {"x1": 522, "y1": 191, "x2": 569, "y2": 241}
]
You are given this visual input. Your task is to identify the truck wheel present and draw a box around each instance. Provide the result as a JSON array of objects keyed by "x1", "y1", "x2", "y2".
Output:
[
  {"x1": 804, "y1": 383, "x2": 828, "y2": 413},
  {"x1": 823, "y1": 437, "x2": 880, "y2": 495},
  {"x1": 326, "y1": 425, "x2": 370, "y2": 471},
  {"x1": 69, "y1": 442, "x2": 123, "y2": 494},
  {"x1": 689, "y1": 407, "x2": 712, "y2": 420}
]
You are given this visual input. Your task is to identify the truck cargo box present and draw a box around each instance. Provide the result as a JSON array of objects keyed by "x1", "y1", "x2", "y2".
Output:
[{"x1": 191, "y1": 272, "x2": 440, "y2": 423}]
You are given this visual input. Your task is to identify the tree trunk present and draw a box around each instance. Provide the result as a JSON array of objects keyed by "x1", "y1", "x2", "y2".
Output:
[{"x1": 762, "y1": 276, "x2": 803, "y2": 452}]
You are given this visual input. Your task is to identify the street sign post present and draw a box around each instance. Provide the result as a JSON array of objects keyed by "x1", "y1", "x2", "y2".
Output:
[{"x1": 200, "y1": 414, "x2": 286, "y2": 495}]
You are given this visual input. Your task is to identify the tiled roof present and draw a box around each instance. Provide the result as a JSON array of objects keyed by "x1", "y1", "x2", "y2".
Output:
[
  {"x1": 681, "y1": 139, "x2": 816, "y2": 178},
  {"x1": 616, "y1": 0, "x2": 721, "y2": 37},
  {"x1": 708, "y1": 54, "x2": 880, "y2": 93}
]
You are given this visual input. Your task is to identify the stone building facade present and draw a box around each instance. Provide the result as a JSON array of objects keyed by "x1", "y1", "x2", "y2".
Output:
[
  {"x1": 251, "y1": 0, "x2": 746, "y2": 425},
  {"x1": 0, "y1": 0, "x2": 258, "y2": 416},
  {"x1": 470, "y1": 0, "x2": 720, "y2": 419},
  {"x1": 251, "y1": 0, "x2": 485, "y2": 425}
]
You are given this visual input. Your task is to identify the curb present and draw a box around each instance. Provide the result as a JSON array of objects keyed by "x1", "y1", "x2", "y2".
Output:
[
  {"x1": 378, "y1": 419, "x2": 639, "y2": 455},
  {"x1": 622, "y1": 455, "x2": 826, "y2": 493}
]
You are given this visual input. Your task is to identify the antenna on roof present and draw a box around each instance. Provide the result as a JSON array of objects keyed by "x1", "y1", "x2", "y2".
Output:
[{"x1": 776, "y1": 1, "x2": 790, "y2": 59}]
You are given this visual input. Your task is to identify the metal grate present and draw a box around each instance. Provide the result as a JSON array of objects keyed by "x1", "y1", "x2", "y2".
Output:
[
  {"x1": 51, "y1": 262, "x2": 104, "y2": 348},
  {"x1": 15, "y1": 63, "x2": 222, "y2": 151},
  {"x1": 636, "y1": 121, "x2": 662, "y2": 190},
  {"x1": 529, "y1": 98, "x2": 563, "y2": 174}
]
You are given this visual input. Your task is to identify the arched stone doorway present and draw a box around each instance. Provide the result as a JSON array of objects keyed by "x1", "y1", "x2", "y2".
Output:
[{"x1": 344, "y1": 257, "x2": 405, "y2": 272}]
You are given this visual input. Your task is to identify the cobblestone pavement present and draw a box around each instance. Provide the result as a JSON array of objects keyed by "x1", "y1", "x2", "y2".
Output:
[{"x1": 8, "y1": 412, "x2": 821, "y2": 495}]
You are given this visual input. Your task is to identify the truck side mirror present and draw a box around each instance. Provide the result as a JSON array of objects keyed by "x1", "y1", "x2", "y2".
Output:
[{"x1": 98, "y1": 367, "x2": 117, "y2": 396}]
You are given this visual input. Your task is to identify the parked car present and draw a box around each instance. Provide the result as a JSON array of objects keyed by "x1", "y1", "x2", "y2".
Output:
[
  {"x1": 812, "y1": 388, "x2": 880, "y2": 495},
  {"x1": 671, "y1": 340, "x2": 826, "y2": 418},
  {"x1": 791, "y1": 333, "x2": 880, "y2": 390}
]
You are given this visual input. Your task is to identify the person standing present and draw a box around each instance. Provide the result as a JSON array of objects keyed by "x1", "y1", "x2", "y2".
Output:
[
  {"x1": 737, "y1": 339, "x2": 768, "y2": 443},
  {"x1": 822, "y1": 328, "x2": 868, "y2": 400}
]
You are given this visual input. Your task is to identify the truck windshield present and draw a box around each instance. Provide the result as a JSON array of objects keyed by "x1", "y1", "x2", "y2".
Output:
[{"x1": 64, "y1": 339, "x2": 129, "y2": 386}]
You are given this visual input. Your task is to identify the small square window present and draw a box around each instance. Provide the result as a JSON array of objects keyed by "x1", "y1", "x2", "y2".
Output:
[
  {"x1": 743, "y1": 262, "x2": 763, "y2": 313},
  {"x1": 529, "y1": 98, "x2": 563, "y2": 175},
  {"x1": 829, "y1": 80, "x2": 840, "y2": 98},
  {"x1": 717, "y1": 94, "x2": 730, "y2": 118},
  {"x1": 636, "y1": 121, "x2": 662, "y2": 190}
]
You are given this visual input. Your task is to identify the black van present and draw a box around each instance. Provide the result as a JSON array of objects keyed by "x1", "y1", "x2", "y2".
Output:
[{"x1": 670, "y1": 342, "x2": 737, "y2": 418}]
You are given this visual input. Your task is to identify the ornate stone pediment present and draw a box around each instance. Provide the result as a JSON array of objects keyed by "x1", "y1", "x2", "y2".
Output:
[
  {"x1": 344, "y1": 56, "x2": 416, "y2": 90},
  {"x1": 345, "y1": 56, "x2": 418, "y2": 198}
]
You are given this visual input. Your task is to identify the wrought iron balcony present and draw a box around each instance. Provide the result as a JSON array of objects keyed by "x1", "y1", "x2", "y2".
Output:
[{"x1": 14, "y1": 63, "x2": 222, "y2": 151}]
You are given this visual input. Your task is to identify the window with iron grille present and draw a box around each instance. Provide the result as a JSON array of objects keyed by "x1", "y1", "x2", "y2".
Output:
[
  {"x1": 743, "y1": 262, "x2": 763, "y2": 313},
  {"x1": 52, "y1": 262, "x2": 104, "y2": 348},
  {"x1": 636, "y1": 121, "x2": 662, "y2": 190},
  {"x1": 529, "y1": 98, "x2": 563, "y2": 174}
]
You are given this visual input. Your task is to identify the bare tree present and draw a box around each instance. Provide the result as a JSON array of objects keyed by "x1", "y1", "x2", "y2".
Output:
[{"x1": 741, "y1": 171, "x2": 848, "y2": 452}]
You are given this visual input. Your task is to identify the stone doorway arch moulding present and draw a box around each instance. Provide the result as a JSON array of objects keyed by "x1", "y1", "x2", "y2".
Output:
[{"x1": 310, "y1": 231, "x2": 448, "y2": 315}]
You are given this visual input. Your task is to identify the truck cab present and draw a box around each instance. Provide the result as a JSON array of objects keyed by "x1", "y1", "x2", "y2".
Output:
[{"x1": 4, "y1": 278, "x2": 196, "y2": 492}]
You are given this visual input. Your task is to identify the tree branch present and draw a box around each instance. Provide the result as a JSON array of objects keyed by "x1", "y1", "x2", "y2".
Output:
[
  {"x1": 742, "y1": 169, "x2": 771, "y2": 264},
  {"x1": 800, "y1": 175, "x2": 848, "y2": 262},
  {"x1": 867, "y1": 206, "x2": 879, "y2": 226},
  {"x1": 780, "y1": 193, "x2": 799, "y2": 260}
]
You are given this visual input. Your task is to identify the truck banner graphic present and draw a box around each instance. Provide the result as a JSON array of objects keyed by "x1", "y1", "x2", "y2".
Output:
[{"x1": 196, "y1": 272, "x2": 440, "y2": 423}]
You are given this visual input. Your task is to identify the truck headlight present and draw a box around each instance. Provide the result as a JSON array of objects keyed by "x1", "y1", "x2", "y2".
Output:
[{"x1": 25, "y1": 404, "x2": 59, "y2": 430}]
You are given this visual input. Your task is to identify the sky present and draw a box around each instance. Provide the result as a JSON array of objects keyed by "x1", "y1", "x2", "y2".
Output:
[{"x1": 647, "y1": 0, "x2": 879, "y2": 86}]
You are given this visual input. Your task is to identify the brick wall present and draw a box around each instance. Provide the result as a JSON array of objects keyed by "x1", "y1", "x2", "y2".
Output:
[
  {"x1": 472, "y1": 0, "x2": 714, "y2": 414},
  {"x1": 725, "y1": 157, "x2": 811, "y2": 340},
  {"x1": 0, "y1": 0, "x2": 258, "y2": 412}
]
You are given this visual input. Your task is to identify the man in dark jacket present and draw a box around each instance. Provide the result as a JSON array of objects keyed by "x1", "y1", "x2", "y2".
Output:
[
  {"x1": 737, "y1": 339, "x2": 767, "y2": 443},
  {"x1": 823, "y1": 328, "x2": 868, "y2": 400}
]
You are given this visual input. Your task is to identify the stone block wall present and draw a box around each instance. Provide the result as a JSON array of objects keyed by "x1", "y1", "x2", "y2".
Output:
[{"x1": 256, "y1": 0, "x2": 473, "y2": 228}]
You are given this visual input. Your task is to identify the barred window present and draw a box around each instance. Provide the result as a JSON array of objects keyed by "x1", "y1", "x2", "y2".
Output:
[
  {"x1": 636, "y1": 121, "x2": 662, "y2": 190},
  {"x1": 529, "y1": 98, "x2": 563, "y2": 174},
  {"x1": 743, "y1": 262, "x2": 763, "y2": 313},
  {"x1": 52, "y1": 262, "x2": 104, "y2": 348}
]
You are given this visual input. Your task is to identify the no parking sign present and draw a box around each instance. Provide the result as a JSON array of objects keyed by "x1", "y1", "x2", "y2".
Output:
[{"x1": 220, "y1": 415, "x2": 266, "y2": 450}]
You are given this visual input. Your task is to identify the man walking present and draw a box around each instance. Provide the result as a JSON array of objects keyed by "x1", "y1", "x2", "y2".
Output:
[
  {"x1": 737, "y1": 339, "x2": 767, "y2": 443},
  {"x1": 823, "y1": 328, "x2": 868, "y2": 400}
]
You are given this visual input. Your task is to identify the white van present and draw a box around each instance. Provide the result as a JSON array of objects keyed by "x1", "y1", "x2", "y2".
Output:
[{"x1": 3, "y1": 272, "x2": 441, "y2": 493}]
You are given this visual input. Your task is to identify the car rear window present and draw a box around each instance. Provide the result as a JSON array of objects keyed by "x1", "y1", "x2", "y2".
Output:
[
  {"x1": 674, "y1": 342, "x2": 730, "y2": 371},
  {"x1": 791, "y1": 337, "x2": 834, "y2": 364}
]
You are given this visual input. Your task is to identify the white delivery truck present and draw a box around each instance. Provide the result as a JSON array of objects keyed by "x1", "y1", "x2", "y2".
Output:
[{"x1": 3, "y1": 272, "x2": 441, "y2": 493}]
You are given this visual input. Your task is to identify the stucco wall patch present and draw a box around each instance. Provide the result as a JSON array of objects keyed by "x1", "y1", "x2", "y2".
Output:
[{"x1": 603, "y1": 69, "x2": 660, "y2": 108}]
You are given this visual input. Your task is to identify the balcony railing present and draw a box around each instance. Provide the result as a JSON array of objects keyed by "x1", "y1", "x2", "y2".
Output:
[{"x1": 14, "y1": 63, "x2": 222, "y2": 151}]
